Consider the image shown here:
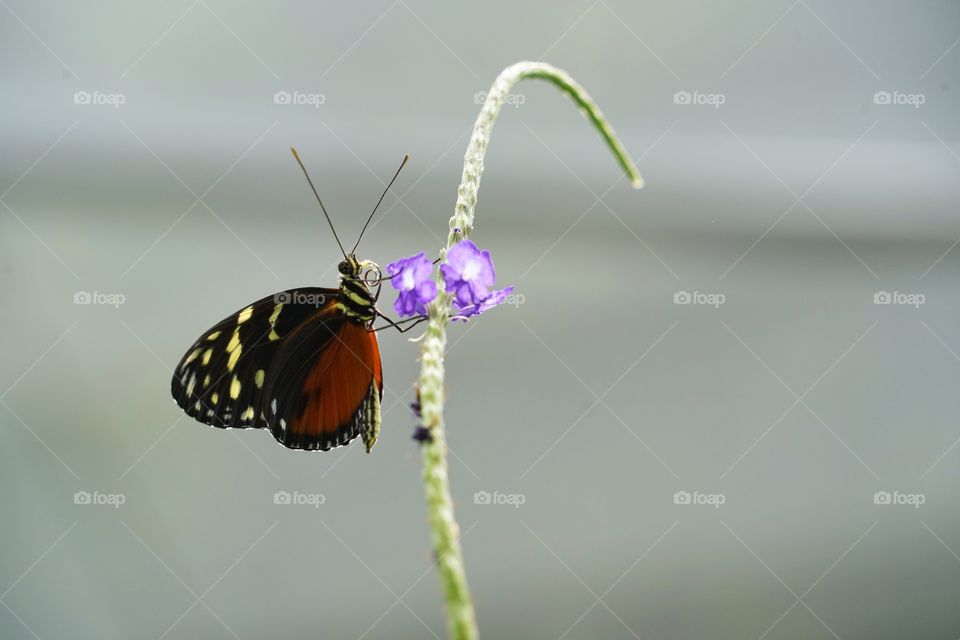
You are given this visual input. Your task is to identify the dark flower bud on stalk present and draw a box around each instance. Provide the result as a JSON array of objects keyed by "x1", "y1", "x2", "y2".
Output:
[{"x1": 412, "y1": 426, "x2": 433, "y2": 444}]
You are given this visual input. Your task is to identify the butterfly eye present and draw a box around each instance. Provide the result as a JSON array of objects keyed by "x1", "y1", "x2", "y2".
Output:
[{"x1": 338, "y1": 260, "x2": 352, "y2": 275}]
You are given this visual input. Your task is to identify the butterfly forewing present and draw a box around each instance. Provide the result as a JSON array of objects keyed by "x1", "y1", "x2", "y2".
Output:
[{"x1": 172, "y1": 287, "x2": 335, "y2": 429}]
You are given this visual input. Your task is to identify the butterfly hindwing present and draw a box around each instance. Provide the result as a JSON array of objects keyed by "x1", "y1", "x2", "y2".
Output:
[{"x1": 261, "y1": 313, "x2": 383, "y2": 451}]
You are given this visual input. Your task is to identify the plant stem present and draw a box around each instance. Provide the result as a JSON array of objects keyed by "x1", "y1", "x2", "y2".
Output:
[{"x1": 417, "y1": 61, "x2": 643, "y2": 640}]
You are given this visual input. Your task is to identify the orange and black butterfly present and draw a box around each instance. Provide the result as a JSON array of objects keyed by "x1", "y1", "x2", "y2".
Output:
[{"x1": 171, "y1": 149, "x2": 423, "y2": 452}]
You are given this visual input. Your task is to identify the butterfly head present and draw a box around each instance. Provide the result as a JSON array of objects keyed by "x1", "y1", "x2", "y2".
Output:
[
  {"x1": 337, "y1": 254, "x2": 380, "y2": 324},
  {"x1": 338, "y1": 254, "x2": 362, "y2": 278},
  {"x1": 338, "y1": 254, "x2": 381, "y2": 283}
]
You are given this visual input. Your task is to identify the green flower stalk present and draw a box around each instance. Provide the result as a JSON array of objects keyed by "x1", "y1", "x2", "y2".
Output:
[{"x1": 417, "y1": 61, "x2": 644, "y2": 640}]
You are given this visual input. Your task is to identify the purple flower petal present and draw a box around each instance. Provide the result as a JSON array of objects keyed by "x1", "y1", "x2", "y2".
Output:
[
  {"x1": 451, "y1": 286, "x2": 514, "y2": 321},
  {"x1": 386, "y1": 252, "x2": 437, "y2": 317},
  {"x1": 441, "y1": 240, "x2": 495, "y2": 297},
  {"x1": 416, "y1": 280, "x2": 437, "y2": 301},
  {"x1": 442, "y1": 240, "x2": 496, "y2": 312},
  {"x1": 476, "y1": 286, "x2": 514, "y2": 314},
  {"x1": 441, "y1": 240, "x2": 513, "y2": 321}
]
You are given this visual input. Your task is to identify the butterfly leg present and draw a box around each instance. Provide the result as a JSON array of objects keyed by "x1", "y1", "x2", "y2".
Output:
[{"x1": 372, "y1": 312, "x2": 428, "y2": 334}]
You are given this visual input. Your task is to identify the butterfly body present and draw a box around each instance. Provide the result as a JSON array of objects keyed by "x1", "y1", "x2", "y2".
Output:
[{"x1": 171, "y1": 255, "x2": 384, "y2": 452}]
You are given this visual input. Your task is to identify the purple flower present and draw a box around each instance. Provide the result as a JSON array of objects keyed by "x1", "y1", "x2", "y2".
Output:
[
  {"x1": 441, "y1": 240, "x2": 513, "y2": 320},
  {"x1": 386, "y1": 252, "x2": 437, "y2": 317}
]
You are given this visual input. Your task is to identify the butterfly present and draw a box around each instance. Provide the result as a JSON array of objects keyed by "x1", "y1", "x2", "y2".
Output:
[{"x1": 171, "y1": 149, "x2": 424, "y2": 452}]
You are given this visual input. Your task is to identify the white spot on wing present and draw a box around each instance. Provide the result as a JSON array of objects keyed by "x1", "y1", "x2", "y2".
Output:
[{"x1": 183, "y1": 348, "x2": 201, "y2": 368}]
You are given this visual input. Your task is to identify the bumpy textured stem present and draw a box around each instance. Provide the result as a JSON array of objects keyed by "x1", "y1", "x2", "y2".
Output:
[{"x1": 418, "y1": 61, "x2": 643, "y2": 640}]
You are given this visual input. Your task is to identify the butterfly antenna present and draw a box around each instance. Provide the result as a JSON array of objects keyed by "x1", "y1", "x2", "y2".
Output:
[
  {"x1": 351, "y1": 154, "x2": 409, "y2": 254},
  {"x1": 290, "y1": 147, "x2": 347, "y2": 259}
]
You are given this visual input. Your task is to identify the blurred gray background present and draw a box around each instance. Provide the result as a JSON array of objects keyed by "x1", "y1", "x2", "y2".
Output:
[{"x1": 2, "y1": 1, "x2": 960, "y2": 638}]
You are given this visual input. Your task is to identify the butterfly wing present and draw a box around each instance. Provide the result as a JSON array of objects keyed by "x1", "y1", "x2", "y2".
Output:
[
  {"x1": 172, "y1": 287, "x2": 338, "y2": 430},
  {"x1": 171, "y1": 287, "x2": 383, "y2": 451},
  {"x1": 262, "y1": 317, "x2": 383, "y2": 452}
]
